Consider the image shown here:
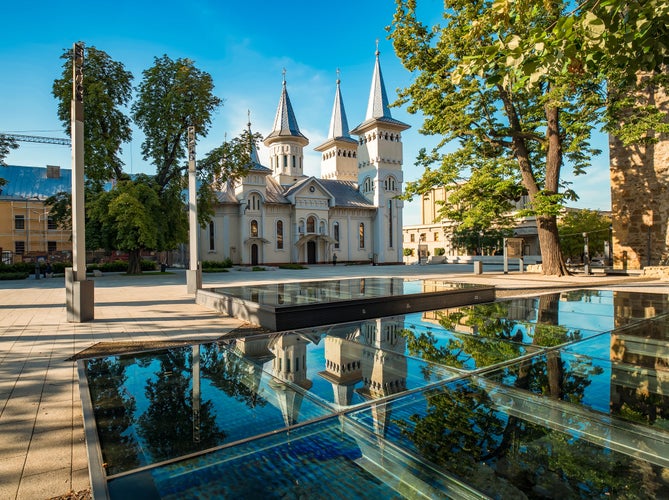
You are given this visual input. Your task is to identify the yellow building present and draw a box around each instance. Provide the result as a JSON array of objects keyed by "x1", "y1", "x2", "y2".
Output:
[
  {"x1": 0, "y1": 165, "x2": 72, "y2": 264},
  {"x1": 402, "y1": 186, "x2": 539, "y2": 263}
]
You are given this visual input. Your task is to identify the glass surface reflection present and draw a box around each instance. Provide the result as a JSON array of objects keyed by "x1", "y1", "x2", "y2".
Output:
[{"x1": 211, "y1": 277, "x2": 482, "y2": 307}]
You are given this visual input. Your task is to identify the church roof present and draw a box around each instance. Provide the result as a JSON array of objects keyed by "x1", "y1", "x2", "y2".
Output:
[
  {"x1": 316, "y1": 76, "x2": 358, "y2": 151},
  {"x1": 264, "y1": 77, "x2": 308, "y2": 144},
  {"x1": 317, "y1": 179, "x2": 375, "y2": 208}
]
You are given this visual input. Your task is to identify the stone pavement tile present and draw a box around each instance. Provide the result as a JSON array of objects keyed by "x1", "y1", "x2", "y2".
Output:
[
  {"x1": 0, "y1": 417, "x2": 34, "y2": 458},
  {"x1": 22, "y1": 427, "x2": 72, "y2": 477},
  {"x1": 33, "y1": 400, "x2": 75, "y2": 435},
  {"x1": 0, "y1": 453, "x2": 23, "y2": 500},
  {"x1": 1, "y1": 395, "x2": 41, "y2": 422},
  {"x1": 16, "y1": 467, "x2": 73, "y2": 500}
]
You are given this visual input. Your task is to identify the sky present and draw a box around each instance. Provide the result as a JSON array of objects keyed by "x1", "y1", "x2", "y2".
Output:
[{"x1": 1, "y1": 1, "x2": 612, "y2": 225}]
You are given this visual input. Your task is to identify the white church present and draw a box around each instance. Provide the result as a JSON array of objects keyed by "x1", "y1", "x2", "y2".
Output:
[{"x1": 199, "y1": 50, "x2": 409, "y2": 266}]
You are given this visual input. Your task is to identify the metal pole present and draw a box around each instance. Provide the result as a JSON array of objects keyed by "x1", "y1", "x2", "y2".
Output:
[
  {"x1": 503, "y1": 238, "x2": 508, "y2": 274},
  {"x1": 186, "y1": 126, "x2": 201, "y2": 294},
  {"x1": 583, "y1": 232, "x2": 590, "y2": 275},
  {"x1": 66, "y1": 42, "x2": 94, "y2": 322}
]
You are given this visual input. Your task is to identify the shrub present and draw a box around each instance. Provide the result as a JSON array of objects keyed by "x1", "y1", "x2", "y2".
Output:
[
  {"x1": 435, "y1": 247, "x2": 445, "y2": 256},
  {"x1": 403, "y1": 248, "x2": 414, "y2": 257},
  {"x1": 0, "y1": 272, "x2": 30, "y2": 280},
  {"x1": 278, "y1": 264, "x2": 306, "y2": 270},
  {"x1": 202, "y1": 259, "x2": 233, "y2": 269},
  {"x1": 141, "y1": 260, "x2": 157, "y2": 271},
  {"x1": 251, "y1": 266, "x2": 266, "y2": 272}
]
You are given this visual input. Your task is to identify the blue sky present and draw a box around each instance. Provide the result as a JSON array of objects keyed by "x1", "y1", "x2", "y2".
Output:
[{"x1": 1, "y1": 1, "x2": 611, "y2": 224}]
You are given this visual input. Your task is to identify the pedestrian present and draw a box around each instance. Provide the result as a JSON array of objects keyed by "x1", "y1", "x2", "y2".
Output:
[
  {"x1": 332, "y1": 253, "x2": 337, "y2": 266},
  {"x1": 45, "y1": 262, "x2": 53, "y2": 278}
]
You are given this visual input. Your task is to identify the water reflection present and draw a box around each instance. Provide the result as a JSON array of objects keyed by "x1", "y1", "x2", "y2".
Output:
[{"x1": 211, "y1": 277, "x2": 477, "y2": 307}]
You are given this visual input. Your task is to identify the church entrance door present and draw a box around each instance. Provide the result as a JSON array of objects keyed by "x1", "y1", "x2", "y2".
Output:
[
  {"x1": 251, "y1": 244, "x2": 259, "y2": 265},
  {"x1": 307, "y1": 241, "x2": 316, "y2": 264}
]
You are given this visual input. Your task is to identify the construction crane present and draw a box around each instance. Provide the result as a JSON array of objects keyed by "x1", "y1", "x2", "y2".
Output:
[{"x1": 1, "y1": 133, "x2": 70, "y2": 146}]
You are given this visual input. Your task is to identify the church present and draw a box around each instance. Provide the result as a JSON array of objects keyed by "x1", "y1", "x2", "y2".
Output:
[{"x1": 199, "y1": 51, "x2": 409, "y2": 266}]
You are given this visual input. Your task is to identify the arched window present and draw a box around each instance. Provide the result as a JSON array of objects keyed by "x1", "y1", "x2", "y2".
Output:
[
  {"x1": 276, "y1": 220, "x2": 284, "y2": 249},
  {"x1": 248, "y1": 193, "x2": 262, "y2": 211},
  {"x1": 333, "y1": 222, "x2": 340, "y2": 249},
  {"x1": 319, "y1": 220, "x2": 325, "y2": 234},
  {"x1": 250, "y1": 220, "x2": 258, "y2": 237},
  {"x1": 359, "y1": 223, "x2": 365, "y2": 249},
  {"x1": 307, "y1": 216, "x2": 316, "y2": 233},
  {"x1": 208, "y1": 220, "x2": 215, "y2": 251},
  {"x1": 363, "y1": 177, "x2": 373, "y2": 193},
  {"x1": 299, "y1": 219, "x2": 305, "y2": 234},
  {"x1": 385, "y1": 176, "x2": 396, "y2": 191}
]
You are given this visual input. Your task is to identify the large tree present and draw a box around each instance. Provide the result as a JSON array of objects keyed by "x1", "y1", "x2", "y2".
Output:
[
  {"x1": 389, "y1": 0, "x2": 668, "y2": 276},
  {"x1": 52, "y1": 46, "x2": 133, "y2": 184},
  {"x1": 132, "y1": 55, "x2": 222, "y2": 192}
]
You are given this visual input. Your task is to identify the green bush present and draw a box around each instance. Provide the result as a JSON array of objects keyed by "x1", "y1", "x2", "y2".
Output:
[
  {"x1": 202, "y1": 259, "x2": 233, "y2": 269},
  {"x1": 403, "y1": 248, "x2": 414, "y2": 257},
  {"x1": 435, "y1": 247, "x2": 445, "y2": 256},
  {"x1": 141, "y1": 260, "x2": 157, "y2": 271},
  {"x1": 278, "y1": 264, "x2": 306, "y2": 270},
  {"x1": 52, "y1": 262, "x2": 71, "y2": 274},
  {"x1": 0, "y1": 272, "x2": 30, "y2": 280},
  {"x1": 251, "y1": 266, "x2": 266, "y2": 272}
]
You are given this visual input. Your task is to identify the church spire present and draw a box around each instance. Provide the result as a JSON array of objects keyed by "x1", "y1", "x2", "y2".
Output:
[
  {"x1": 365, "y1": 43, "x2": 392, "y2": 120},
  {"x1": 327, "y1": 69, "x2": 351, "y2": 140},
  {"x1": 247, "y1": 110, "x2": 261, "y2": 166},
  {"x1": 265, "y1": 70, "x2": 307, "y2": 142}
]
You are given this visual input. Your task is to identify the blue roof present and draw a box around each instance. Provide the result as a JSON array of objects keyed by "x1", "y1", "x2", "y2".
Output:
[{"x1": 0, "y1": 165, "x2": 71, "y2": 200}]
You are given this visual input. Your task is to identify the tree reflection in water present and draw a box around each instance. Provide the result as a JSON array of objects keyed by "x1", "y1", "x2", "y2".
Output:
[
  {"x1": 137, "y1": 347, "x2": 226, "y2": 463},
  {"x1": 86, "y1": 357, "x2": 140, "y2": 475}
]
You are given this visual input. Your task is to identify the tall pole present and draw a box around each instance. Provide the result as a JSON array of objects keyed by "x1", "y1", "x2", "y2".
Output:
[
  {"x1": 186, "y1": 125, "x2": 201, "y2": 294},
  {"x1": 66, "y1": 42, "x2": 94, "y2": 322}
]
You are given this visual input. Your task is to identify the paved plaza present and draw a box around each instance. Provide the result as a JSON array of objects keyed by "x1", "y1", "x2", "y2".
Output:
[{"x1": 0, "y1": 263, "x2": 666, "y2": 499}]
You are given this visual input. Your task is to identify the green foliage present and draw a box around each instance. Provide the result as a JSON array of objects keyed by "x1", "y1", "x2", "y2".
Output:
[
  {"x1": 132, "y1": 55, "x2": 222, "y2": 191},
  {"x1": 202, "y1": 259, "x2": 233, "y2": 269},
  {"x1": 251, "y1": 266, "x2": 266, "y2": 272},
  {"x1": 52, "y1": 46, "x2": 133, "y2": 183},
  {"x1": 0, "y1": 134, "x2": 18, "y2": 166},
  {"x1": 0, "y1": 271, "x2": 30, "y2": 280},
  {"x1": 278, "y1": 263, "x2": 306, "y2": 270},
  {"x1": 558, "y1": 209, "x2": 611, "y2": 260},
  {"x1": 434, "y1": 247, "x2": 445, "y2": 256},
  {"x1": 403, "y1": 248, "x2": 414, "y2": 257}
]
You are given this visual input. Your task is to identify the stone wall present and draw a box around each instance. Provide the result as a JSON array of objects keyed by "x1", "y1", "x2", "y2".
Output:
[{"x1": 610, "y1": 77, "x2": 669, "y2": 270}]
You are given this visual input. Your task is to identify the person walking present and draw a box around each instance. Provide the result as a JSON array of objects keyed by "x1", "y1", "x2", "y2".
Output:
[{"x1": 332, "y1": 253, "x2": 337, "y2": 266}]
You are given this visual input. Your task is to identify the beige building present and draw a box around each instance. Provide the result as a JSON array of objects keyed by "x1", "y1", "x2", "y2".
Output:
[
  {"x1": 0, "y1": 165, "x2": 71, "y2": 264},
  {"x1": 402, "y1": 186, "x2": 539, "y2": 263}
]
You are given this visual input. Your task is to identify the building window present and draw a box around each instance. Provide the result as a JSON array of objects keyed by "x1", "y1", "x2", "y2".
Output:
[
  {"x1": 47, "y1": 217, "x2": 57, "y2": 230},
  {"x1": 250, "y1": 220, "x2": 258, "y2": 237},
  {"x1": 292, "y1": 155, "x2": 296, "y2": 168},
  {"x1": 410, "y1": 233, "x2": 415, "y2": 243},
  {"x1": 319, "y1": 221, "x2": 325, "y2": 234},
  {"x1": 208, "y1": 221, "x2": 215, "y2": 251},
  {"x1": 388, "y1": 200, "x2": 393, "y2": 248},
  {"x1": 385, "y1": 176, "x2": 396, "y2": 191},
  {"x1": 359, "y1": 223, "x2": 365, "y2": 249},
  {"x1": 333, "y1": 222, "x2": 340, "y2": 249},
  {"x1": 363, "y1": 177, "x2": 373, "y2": 193},
  {"x1": 283, "y1": 155, "x2": 287, "y2": 168},
  {"x1": 14, "y1": 215, "x2": 25, "y2": 230},
  {"x1": 15, "y1": 241, "x2": 25, "y2": 255},
  {"x1": 276, "y1": 220, "x2": 284, "y2": 249},
  {"x1": 48, "y1": 241, "x2": 57, "y2": 253},
  {"x1": 434, "y1": 232, "x2": 440, "y2": 242},
  {"x1": 307, "y1": 216, "x2": 315, "y2": 233},
  {"x1": 299, "y1": 219, "x2": 305, "y2": 234}
]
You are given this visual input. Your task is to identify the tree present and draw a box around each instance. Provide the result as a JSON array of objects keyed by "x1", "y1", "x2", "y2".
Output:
[
  {"x1": 390, "y1": 0, "x2": 607, "y2": 276},
  {"x1": 0, "y1": 134, "x2": 18, "y2": 191},
  {"x1": 389, "y1": 0, "x2": 668, "y2": 276},
  {"x1": 558, "y1": 209, "x2": 611, "y2": 262},
  {"x1": 132, "y1": 55, "x2": 222, "y2": 192},
  {"x1": 52, "y1": 46, "x2": 133, "y2": 184},
  {"x1": 88, "y1": 175, "x2": 163, "y2": 274}
]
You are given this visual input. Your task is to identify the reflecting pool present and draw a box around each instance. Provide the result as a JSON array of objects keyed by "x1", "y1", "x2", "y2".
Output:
[{"x1": 80, "y1": 289, "x2": 669, "y2": 499}]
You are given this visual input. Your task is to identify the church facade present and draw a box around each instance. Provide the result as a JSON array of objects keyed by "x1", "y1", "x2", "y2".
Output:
[{"x1": 198, "y1": 51, "x2": 409, "y2": 266}]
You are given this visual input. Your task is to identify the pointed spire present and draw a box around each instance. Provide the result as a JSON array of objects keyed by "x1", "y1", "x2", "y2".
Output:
[
  {"x1": 365, "y1": 44, "x2": 392, "y2": 120},
  {"x1": 266, "y1": 70, "x2": 307, "y2": 142},
  {"x1": 247, "y1": 110, "x2": 261, "y2": 165},
  {"x1": 327, "y1": 69, "x2": 351, "y2": 140}
]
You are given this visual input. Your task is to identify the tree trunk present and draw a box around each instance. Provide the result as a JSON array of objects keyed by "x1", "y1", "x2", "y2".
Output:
[
  {"x1": 536, "y1": 215, "x2": 569, "y2": 275},
  {"x1": 127, "y1": 249, "x2": 142, "y2": 274}
]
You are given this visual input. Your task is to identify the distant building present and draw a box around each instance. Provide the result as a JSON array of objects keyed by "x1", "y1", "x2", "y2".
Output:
[
  {"x1": 402, "y1": 186, "x2": 539, "y2": 263},
  {"x1": 200, "y1": 51, "x2": 409, "y2": 266},
  {"x1": 0, "y1": 165, "x2": 72, "y2": 264}
]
